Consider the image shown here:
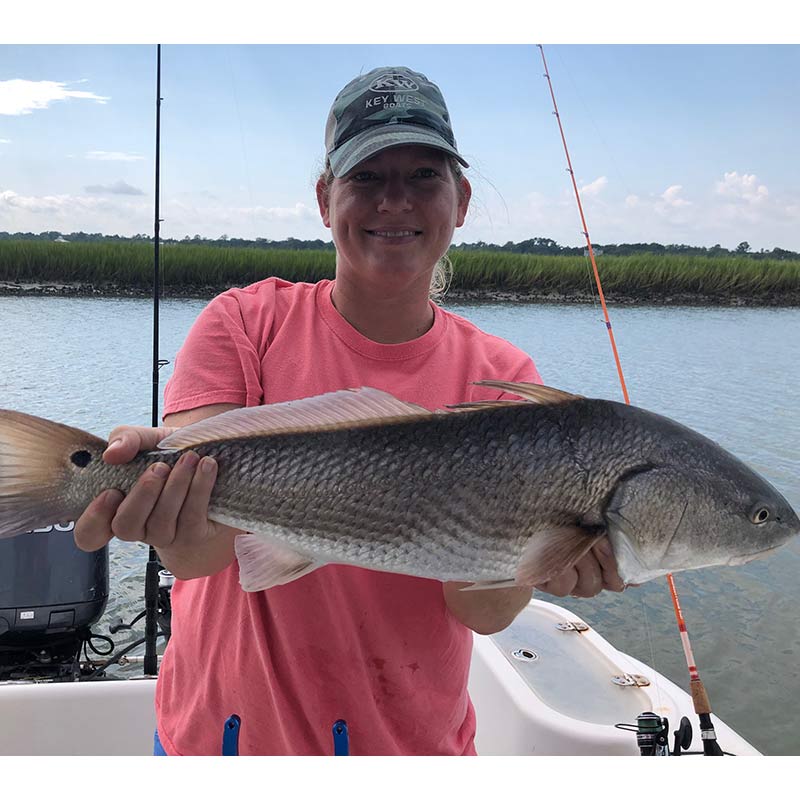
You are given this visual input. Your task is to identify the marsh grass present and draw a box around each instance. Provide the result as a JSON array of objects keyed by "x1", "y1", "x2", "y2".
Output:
[
  {"x1": 0, "y1": 241, "x2": 336, "y2": 286},
  {"x1": 1, "y1": 240, "x2": 798, "y2": 297},
  {"x1": 448, "y1": 252, "x2": 800, "y2": 295}
]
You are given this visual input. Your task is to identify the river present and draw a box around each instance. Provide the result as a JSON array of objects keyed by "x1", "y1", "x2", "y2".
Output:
[{"x1": 1, "y1": 294, "x2": 798, "y2": 755}]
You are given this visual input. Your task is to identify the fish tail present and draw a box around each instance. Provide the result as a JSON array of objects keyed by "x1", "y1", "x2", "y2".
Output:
[{"x1": 0, "y1": 409, "x2": 105, "y2": 538}]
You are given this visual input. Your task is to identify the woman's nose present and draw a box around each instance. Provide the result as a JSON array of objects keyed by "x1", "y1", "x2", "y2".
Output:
[{"x1": 376, "y1": 177, "x2": 412, "y2": 213}]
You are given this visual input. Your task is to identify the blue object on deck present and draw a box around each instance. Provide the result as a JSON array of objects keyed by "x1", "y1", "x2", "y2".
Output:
[
  {"x1": 222, "y1": 714, "x2": 241, "y2": 756},
  {"x1": 332, "y1": 719, "x2": 349, "y2": 756}
]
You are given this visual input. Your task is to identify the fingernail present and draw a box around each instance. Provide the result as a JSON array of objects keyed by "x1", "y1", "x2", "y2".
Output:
[
  {"x1": 597, "y1": 539, "x2": 613, "y2": 557},
  {"x1": 180, "y1": 450, "x2": 200, "y2": 468},
  {"x1": 200, "y1": 456, "x2": 217, "y2": 474},
  {"x1": 152, "y1": 462, "x2": 171, "y2": 478},
  {"x1": 106, "y1": 439, "x2": 123, "y2": 453}
]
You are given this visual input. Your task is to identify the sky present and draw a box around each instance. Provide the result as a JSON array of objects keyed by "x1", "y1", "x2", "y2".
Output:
[{"x1": 1, "y1": 9, "x2": 799, "y2": 251}]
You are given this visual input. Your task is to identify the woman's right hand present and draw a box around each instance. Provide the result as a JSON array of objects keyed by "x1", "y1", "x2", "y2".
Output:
[{"x1": 74, "y1": 405, "x2": 242, "y2": 579}]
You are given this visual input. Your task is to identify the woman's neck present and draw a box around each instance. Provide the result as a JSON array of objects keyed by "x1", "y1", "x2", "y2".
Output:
[{"x1": 330, "y1": 274, "x2": 435, "y2": 344}]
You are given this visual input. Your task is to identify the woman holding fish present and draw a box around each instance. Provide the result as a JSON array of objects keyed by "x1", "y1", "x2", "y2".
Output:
[{"x1": 72, "y1": 66, "x2": 625, "y2": 755}]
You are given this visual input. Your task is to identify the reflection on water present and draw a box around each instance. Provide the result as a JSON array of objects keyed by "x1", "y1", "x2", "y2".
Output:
[{"x1": 1, "y1": 295, "x2": 798, "y2": 754}]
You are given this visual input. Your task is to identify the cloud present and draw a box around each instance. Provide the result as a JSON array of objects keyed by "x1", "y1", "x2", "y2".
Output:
[
  {"x1": 0, "y1": 79, "x2": 109, "y2": 116},
  {"x1": 84, "y1": 180, "x2": 145, "y2": 196},
  {"x1": 85, "y1": 150, "x2": 145, "y2": 162},
  {"x1": 660, "y1": 185, "x2": 691, "y2": 207},
  {"x1": 579, "y1": 176, "x2": 608, "y2": 197},
  {"x1": 714, "y1": 171, "x2": 768, "y2": 204},
  {"x1": 0, "y1": 138, "x2": 10, "y2": 144},
  {"x1": 251, "y1": 202, "x2": 317, "y2": 222},
  {"x1": 0, "y1": 189, "x2": 109, "y2": 213},
  {"x1": 0, "y1": 188, "x2": 153, "y2": 238},
  {"x1": 4, "y1": 175, "x2": 794, "y2": 250}
]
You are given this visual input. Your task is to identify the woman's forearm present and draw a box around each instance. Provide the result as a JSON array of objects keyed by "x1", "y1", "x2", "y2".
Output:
[
  {"x1": 442, "y1": 581, "x2": 532, "y2": 635},
  {"x1": 155, "y1": 523, "x2": 241, "y2": 580}
]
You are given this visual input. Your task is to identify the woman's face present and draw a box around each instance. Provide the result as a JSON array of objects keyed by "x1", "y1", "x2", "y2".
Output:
[{"x1": 316, "y1": 145, "x2": 471, "y2": 294}]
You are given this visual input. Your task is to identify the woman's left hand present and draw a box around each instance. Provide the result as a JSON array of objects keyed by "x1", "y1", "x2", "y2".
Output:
[{"x1": 535, "y1": 537, "x2": 626, "y2": 598}]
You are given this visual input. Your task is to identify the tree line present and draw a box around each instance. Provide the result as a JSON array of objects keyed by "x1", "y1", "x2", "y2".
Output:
[{"x1": 0, "y1": 230, "x2": 797, "y2": 260}]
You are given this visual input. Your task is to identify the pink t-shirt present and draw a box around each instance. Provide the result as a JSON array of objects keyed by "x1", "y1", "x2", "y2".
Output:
[{"x1": 155, "y1": 278, "x2": 541, "y2": 755}]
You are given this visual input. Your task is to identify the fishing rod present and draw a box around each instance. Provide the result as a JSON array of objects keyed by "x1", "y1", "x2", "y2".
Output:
[
  {"x1": 536, "y1": 44, "x2": 724, "y2": 756},
  {"x1": 143, "y1": 43, "x2": 165, "y2": 678}
]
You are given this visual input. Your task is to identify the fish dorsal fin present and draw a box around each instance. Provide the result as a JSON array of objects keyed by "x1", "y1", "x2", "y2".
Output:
[
  {"x1": 158, "y1": 387, "x2": 432, "y2": 450},
  {"x1": 446, "y1": 400, "x2": 530, "y2": 412},
  {"x1": 473, "y1": 380, "x2": 582, "y2": 405}
]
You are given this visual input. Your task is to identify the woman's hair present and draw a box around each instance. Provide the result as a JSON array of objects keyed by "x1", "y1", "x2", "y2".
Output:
[{"x1": 318, "y1": 155, "x2": 467, "y2": 304}]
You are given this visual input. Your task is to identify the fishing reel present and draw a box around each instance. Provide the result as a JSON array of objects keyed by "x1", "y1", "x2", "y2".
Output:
[{"x1": 616, "y1": 712, "x2": 693, "y2": 756}]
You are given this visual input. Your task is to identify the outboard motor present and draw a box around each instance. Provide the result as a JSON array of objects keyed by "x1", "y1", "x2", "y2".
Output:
[{"x1": 0, "y1": 522, "x2": 108, "y2": 680}]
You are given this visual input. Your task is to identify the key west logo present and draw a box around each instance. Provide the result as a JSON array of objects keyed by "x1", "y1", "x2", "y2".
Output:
[{"x1": 369, "y1": 73, "x2": 419, "y2": 92}]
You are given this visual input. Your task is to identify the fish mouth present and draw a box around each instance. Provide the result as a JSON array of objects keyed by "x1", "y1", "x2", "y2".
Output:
[
  {"x1": 724, "y1": 544, "x2": 786, "y2": 567},
  {"x1": 609, "y1": 519, "x2": 790, "y2": 579}
]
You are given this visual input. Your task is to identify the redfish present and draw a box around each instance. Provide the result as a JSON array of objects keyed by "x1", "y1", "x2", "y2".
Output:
[{"x1": 0, "y1": 382, "x2": 797, "y2": 590}]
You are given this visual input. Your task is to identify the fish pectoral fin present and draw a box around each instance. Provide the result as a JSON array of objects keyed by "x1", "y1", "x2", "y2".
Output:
[
  {"x1": 234, "y1": 534, "x2": 323, "y2": 592},
  {"x1": 458, "y1": 579, "x2": 521, "y2": 591},
  {"x1": 473, "y1": 381, "x2": 582, "y2": 405},
  {"x1": 515, "y1": 525, "x2": 600, "y2": 587}
]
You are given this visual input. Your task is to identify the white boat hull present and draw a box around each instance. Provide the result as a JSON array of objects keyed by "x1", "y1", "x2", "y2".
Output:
[{"x1": 0, "y1": 599, "x2": 759, "y2": 756}]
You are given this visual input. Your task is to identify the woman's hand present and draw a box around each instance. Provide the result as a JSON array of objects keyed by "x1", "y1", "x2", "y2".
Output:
[
  {"x1": 73, "y1": 404, "x2": 242, "y2": 579},
  {"x1": 444, "y1": 537, "x2": 626, "y2": 635},
  {"x1": 534, "y1": 538, "x2": 626, "y2": 598}
]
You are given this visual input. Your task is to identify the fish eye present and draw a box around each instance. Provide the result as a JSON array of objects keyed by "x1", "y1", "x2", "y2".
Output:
[
  {"x1": 70, "y1": 450, "x2": 92, "y2": 468},
  {"x1": 749, "y1": 505, "x2": 771, "y2": 525}
]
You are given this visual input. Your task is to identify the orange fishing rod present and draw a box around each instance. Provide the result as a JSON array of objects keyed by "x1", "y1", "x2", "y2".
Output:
[{"x1": 536, "y1": 44, "x2": 724, "y2": 756}]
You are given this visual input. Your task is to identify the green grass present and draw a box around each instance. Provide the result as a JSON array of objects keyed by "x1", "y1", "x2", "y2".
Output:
[
  {"x1": 1, "y1": 240, "x2": 799, "y2": 297},
  {"x1": 448, "y1": 251, "x2": 800, "y2": 295},
  {"x1": 0, "y1": 241, "x2": 336, "y2": 286}
]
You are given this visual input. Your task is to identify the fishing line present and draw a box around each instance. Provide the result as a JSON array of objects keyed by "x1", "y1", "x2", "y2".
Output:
[
  {"x1": 549, "y1": 48, "x2": 621, "y2": 314},
  {"x1": 537, "y1": 44, "x2": 724, "y2": 753},
  {"x1": 550, "y1": 47, "x2": 639, "y2": 203},
  {"x1": 537, "y1": 45, "x2": 630, "y2": 403},
  {"x1": 225, "y1": 48, "x2": 260, "y2": 244},
  {"x1": 582, "y1": 249, "x2": 600, "y2": 309},
  {"x1": 639, "y1": 592, "x2": 664, "y2": 713}
]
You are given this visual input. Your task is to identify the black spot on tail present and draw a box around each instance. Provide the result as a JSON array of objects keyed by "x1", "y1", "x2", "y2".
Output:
[{"x1": 71, "y1": 450, "x2": 92, "y2": 468}]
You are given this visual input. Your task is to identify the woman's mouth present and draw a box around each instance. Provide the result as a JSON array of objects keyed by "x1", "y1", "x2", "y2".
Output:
[{"x1": 366, "y1": 229, "x2": 422, "y2": 239}]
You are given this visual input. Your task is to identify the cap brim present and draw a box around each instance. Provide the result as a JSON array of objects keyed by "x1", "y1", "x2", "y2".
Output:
[{"x1": 329, "y1": 126, "x2": 469, "y2": 177}]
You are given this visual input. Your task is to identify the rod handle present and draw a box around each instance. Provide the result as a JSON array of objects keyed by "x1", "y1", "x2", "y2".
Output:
[{"x1": 690, "y1": 679, "x2": 712, "y2": 715}]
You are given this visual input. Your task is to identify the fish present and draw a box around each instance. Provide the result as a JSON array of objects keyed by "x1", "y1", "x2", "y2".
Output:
[{"x1": 0, "y1": 381, "x2": 797, "y2": 591}]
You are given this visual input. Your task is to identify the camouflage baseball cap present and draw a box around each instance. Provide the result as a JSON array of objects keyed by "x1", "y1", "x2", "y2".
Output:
[{"x1": 325, "y1": 66, "x2": 469, "y2": 177}]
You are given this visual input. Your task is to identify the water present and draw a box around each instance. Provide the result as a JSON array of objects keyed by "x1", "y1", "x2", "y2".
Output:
[{"x1": 1, "y1": 294, "x2": 798, "y2": 755}]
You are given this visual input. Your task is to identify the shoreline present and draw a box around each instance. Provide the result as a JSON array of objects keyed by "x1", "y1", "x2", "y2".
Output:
[{"x1": 1, "y1": 281, "x2": 798, "y2": 307}]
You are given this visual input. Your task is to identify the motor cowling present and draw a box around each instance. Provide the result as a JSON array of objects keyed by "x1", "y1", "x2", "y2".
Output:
[{"x1": 0, "y1": 522, "x2": 108, "y2": 670}]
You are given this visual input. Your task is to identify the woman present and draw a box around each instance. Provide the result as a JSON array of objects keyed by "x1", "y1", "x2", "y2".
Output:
[{"x1": 74, "y1": 66, "x2": 623, "y2": 755}]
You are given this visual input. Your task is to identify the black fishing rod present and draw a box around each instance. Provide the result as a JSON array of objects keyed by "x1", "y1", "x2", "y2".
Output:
[{"x1": 143, "y1": 43, "x2": 165, "y2": 677}]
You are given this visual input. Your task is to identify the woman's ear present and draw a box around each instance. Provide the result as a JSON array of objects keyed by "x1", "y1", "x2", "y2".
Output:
[
  {"x1": 316, "y1": 177, "x2": 331, "y2": 228},
  {"x1": 456, "y1": 177, "x2": 472, "y2": 228}
]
